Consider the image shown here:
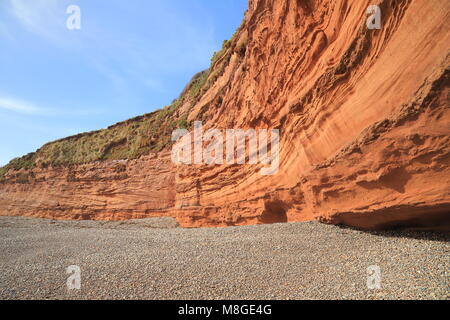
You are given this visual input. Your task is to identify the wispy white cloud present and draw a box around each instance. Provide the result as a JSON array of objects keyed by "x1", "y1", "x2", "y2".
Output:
[
  {"x1": 3, "y1": 0, "x2": 217, "y2": 90},
  {"x1": 0, "y1": 96, "x2": 104, "y2": 117},
  {"x1": 0, "y1": 96, "x2": 45, "y2": 115},
  {"x1": 8, "y1": 0, "x2": 62, "y2": 40}
]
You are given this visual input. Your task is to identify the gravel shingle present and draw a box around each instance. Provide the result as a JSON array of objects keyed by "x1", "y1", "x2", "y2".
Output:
[{"x1": 0, "y1": 216, "x2": 448, "y2": 300}]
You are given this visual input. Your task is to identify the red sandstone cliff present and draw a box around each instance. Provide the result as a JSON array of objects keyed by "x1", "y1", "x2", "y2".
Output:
[{"x1": 1, "y1": 0, "x2": 449, "y2": 230}]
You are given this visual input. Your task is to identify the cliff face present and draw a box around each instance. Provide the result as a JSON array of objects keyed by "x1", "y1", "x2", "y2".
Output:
[
  {"x1": 1, "y1": 0, "x2": 449, "y2": 230},
  {"x1": 0, "y1": 153, "x2": 176, "y2": 220}
]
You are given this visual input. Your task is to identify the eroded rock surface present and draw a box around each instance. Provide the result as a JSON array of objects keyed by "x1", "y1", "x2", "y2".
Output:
[{"x1": 1, "y1": 0, "x2": 449, "y2": 230}]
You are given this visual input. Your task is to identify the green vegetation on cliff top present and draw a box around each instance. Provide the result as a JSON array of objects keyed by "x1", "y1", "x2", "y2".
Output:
[{"x1": 0, "y1": 99, "x2": 187, "y2": 176}]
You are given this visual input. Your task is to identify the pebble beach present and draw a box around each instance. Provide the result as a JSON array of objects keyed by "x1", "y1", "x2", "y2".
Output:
[{"x1": 0, "y1": 216, "x2": 448, "y2": 300}]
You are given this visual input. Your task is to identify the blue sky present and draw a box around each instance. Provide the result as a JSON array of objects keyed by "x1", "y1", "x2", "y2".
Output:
[{"x1": 0, "y1": 0, "x2": 247, "y2": 166}]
